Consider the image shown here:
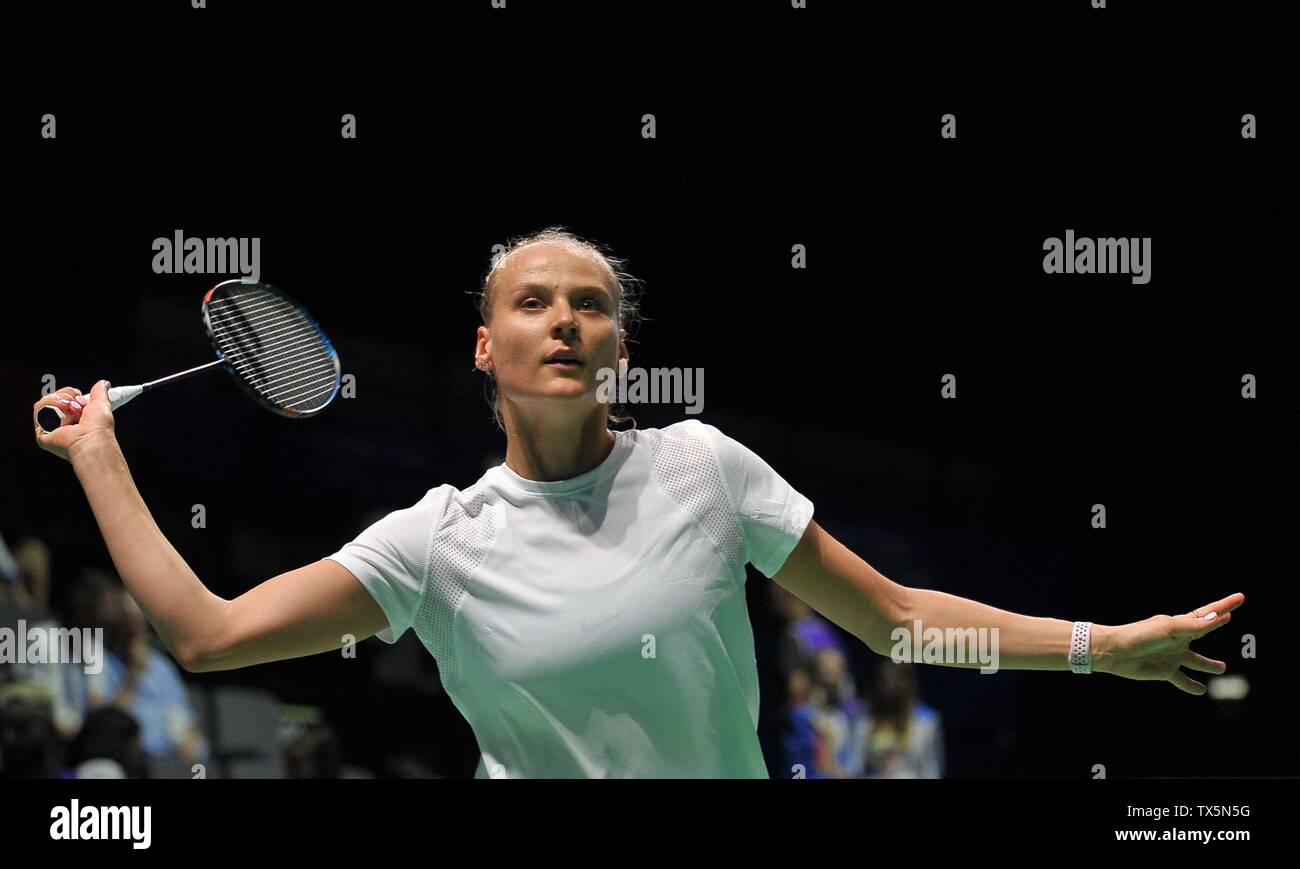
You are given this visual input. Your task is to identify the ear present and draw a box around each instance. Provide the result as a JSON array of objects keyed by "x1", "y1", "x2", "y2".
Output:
[{"x1": 476, "y1": 324, "x2": 491, "y2": 356}]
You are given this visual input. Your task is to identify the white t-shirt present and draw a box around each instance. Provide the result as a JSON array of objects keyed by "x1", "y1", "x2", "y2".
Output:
[{"x1": 326, "y1": 419, "x2": 814, "y2": 778}]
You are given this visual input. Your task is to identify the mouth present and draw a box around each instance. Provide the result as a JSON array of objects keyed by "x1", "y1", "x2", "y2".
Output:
[{"x1": 544, "y1": 351, "x2": 584, "y2": 368}]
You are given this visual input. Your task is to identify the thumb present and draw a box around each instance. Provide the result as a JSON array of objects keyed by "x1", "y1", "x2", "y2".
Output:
[{"x1": 81, "y1": 380, "x2": 116, "y2": 422}]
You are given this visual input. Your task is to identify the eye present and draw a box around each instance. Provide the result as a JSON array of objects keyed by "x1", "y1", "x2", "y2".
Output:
[{"x1": 521, "y1": 297, "x2": 544, "y2": 309}]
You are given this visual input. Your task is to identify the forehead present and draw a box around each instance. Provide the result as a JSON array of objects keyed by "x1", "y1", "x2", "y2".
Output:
[{"x1": 495, "y1": 240, "x2": 616, "y2": 292}]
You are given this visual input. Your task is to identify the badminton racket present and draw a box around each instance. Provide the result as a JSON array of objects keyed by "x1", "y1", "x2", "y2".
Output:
[{"x1": 37, "y1": 279, "x2": 340, "y2": 433}]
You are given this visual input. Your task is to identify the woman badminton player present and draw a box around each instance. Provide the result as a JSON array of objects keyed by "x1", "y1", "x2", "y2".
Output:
[{"x1": 34, "y1": 228, "x2": 1245, "y2": 778}]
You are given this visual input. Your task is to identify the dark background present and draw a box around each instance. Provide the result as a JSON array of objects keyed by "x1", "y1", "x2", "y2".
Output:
[{"x1": 2, "y1": 1, "x2": 1295, "y2": 777}]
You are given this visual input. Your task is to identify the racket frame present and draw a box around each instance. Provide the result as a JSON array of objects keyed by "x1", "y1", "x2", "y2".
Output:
[{"x1": 201, "y1": 278, "x2": 341, "y2": 420}]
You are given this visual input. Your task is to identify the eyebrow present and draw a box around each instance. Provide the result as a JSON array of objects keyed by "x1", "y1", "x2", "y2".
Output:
[{"x1": 509, "y1": 282, "x2": 613, "y2": 296}]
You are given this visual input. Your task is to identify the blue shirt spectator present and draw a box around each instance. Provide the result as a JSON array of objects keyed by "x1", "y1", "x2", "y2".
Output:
[{"x1": 88, "y1": 646, "x2": 207, "y2": 761}]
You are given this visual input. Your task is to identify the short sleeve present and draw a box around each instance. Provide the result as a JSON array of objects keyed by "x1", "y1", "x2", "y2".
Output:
[
  {"x1": 325, "y1": 487, "x2": 451, "y2": 644},
  {"x1": 693, "y1": 422, "x2": 815, "y2": 578}
]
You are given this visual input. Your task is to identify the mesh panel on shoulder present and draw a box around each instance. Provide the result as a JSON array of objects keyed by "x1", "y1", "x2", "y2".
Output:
[
  {"x1": 710, "y1": 428, "x2": 753, "y2": 516},
  {"x1": 413, "y1": 486, "x2": 497, "y2": 684},
  {"x1": 646, "y1": 424, "x2": 744, "y2": 569}
]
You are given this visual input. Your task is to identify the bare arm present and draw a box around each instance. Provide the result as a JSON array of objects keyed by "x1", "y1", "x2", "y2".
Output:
[
  {"x1": 188, "y1": 558, "x2": 388, "y2": 672},
  {"x1": 774, "y1": 519, "x2": 1104, "y2": 669},
  {"x1": 39, "y1": 382, "x2": 387, "y2": 673},
  {"x1": 68, "y1": 429, "x2": 227, "y2": 668},
  {"x1": 772, "y1": 520, "x2": 911, "y2": 656},
  {"x1": 774, "y1": 519, "x2": 1242, "y2": 691}
]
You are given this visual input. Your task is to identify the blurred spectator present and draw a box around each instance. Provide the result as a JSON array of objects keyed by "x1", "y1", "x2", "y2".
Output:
[
  {"x1": 0, "y1": 531, "x2": 21, "y2": 588},
  {"x1": 0, "y1": 680, "x2": 62, "y2": 778},
  {"x1": 1, "y1": 534, "x2": 28, "y2": 689},
  {"x1": 3, "y1": 539, "x2": 89, "y2": 739},
  {"x1": 283, "y1": 723, "x2": 342, "y2": 779},
  {"x1": 11, "y1": 537, "x2": 54, "y2": 616},
  {"x1": 859, "y1": 662, "x2": 944, "y2": 779},
  {"x1": 68, "y1": 707, "x2": 148, "y2": 779},
  {"x1": 780, "y1": 668, "x2": 828, "y2": 778},
  {"x1": 770, "y1": 583, "x2": 846, "y2": 677},
  {"x1": 809, "y1": 648, "x2": 868, "y2": 778},
  {"x1": 84, "y1": 580, "x2": 208, "y2": 762},
  {"x1": 381, "y1": 754, "x2": 439, "y2": 778}
]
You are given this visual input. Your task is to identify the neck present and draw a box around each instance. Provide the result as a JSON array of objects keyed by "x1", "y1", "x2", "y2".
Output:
[{"x1": 501, "y1": 404, "x2": 616, "y2": 482}]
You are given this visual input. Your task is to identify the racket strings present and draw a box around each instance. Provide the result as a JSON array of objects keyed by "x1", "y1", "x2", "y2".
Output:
[
  {"x1": 207, "y1": 286, "x2": 338, "y2": 412},
  {"x1": 212, "y1": 313, "x2": 334, "y2": 405}
]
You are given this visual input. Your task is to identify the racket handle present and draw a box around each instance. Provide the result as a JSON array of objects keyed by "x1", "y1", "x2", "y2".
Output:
[{"x1": 36, "y1": 384, "x2": 145, "y2": 433}]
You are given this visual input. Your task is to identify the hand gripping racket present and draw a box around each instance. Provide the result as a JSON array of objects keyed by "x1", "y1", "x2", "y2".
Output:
[{"x1": 37, "y1": 279, "x2": 341, "y2": 433}]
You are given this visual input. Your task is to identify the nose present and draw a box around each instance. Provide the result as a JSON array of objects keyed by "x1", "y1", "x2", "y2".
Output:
[{"x1": 550, "y1": 301, "x2": 578, "y2": 337}]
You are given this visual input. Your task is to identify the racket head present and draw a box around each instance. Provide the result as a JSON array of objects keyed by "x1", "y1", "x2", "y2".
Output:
[{"x1": 201, "y1": 279, "x2": 341, "y2": 420}]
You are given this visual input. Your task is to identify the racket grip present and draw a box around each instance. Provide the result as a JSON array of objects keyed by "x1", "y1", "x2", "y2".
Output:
[
  {"x1": 108, "y1": 384, "x2": 144, "y2": 410},
  {"x1": 36, "y1": 384, "x2": 145, "y2": 433}
]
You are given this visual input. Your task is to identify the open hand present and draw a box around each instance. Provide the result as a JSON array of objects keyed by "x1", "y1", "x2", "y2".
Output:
[{"x1": 1097, "y1": 593, "x2": 1245, "y2": 695}]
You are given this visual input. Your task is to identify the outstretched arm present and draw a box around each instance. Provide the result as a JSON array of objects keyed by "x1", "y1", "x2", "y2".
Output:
[
  {"x1": 773, "y1": 520, "x2": 1244, "y2": 694},
  {"x1": 37, "y1": 381, "x2": 388, "y2": 672}
]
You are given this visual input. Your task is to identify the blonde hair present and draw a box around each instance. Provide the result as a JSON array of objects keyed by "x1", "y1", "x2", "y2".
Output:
[{"x1": 473, "y1": 226, "x2": 644, "y2": 431}]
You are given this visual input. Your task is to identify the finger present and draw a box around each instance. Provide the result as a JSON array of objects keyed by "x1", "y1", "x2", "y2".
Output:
[
  {"x1": 1169, "y1": 670, "x2": 1207, "y2": 696},
  {"x1": 57, "y1": 391, "x2": 86, "y2": 414},
  {"x1": 1181, "y1": 649, "x2": 1227, "y2": 675},
  {"x1": 1176, "y1": 609, "x2": 1232, "y2": 639},
  {"x1": 56, "y1": 392, "x2": 86, "y2": 421},
  {"x1": 1191, "y1": 593, "x2": 1246, "y2": 618},
  {"x1": 34, "y1": 389, "x2": 77, "y2": 410},
  {"x1": 35, "y1": 389, "x2": 91, "y2": 433}
]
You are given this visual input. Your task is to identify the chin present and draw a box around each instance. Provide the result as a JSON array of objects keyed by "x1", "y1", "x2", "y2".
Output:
[{"x1": 526, "y1": 382, "x2": 592, "y2": 402}]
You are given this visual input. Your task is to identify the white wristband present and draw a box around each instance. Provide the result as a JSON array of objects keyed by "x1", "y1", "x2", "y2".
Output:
[{"x1": 1069, "y1": 621, "x2": 1093, "y2": 674}]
